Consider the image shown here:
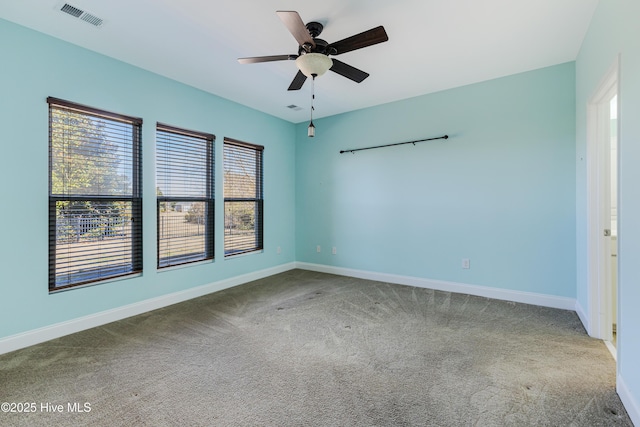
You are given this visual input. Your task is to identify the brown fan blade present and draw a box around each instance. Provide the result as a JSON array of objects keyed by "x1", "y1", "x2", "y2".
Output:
[
  {"x1": 329, "y1": 59, "x2": 369, "y2": 83},
  {"x1": 327, "y1": 26, "x2": 388, "y2": 55},
  {"x1": 277, "y1": 11, "x2": 315, "y2": 49},
  {"x1": 288, "y1": 70, "x2": 307, "y2": 91},
  {"x1": 238, "y1": 55, "x2": 297, "y2": 64}
]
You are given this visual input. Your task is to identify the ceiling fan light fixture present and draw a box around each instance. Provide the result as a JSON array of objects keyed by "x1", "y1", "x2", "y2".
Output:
[{"x1": 296, "y1": 53, "x2": 333, "y2": 78}]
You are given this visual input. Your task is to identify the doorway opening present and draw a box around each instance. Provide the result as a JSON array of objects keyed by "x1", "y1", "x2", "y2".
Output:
[
  {"x1": 609, "y1": 94, "x2": 618, "y2": 350},
  {"x1": 586, "y1": 56, "x2": 619, "y2": 360}
]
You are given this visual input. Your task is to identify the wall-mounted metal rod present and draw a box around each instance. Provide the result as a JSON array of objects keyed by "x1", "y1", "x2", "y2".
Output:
[{"x1": 340, "y1": 135, "x2": 448, "y2": 154}]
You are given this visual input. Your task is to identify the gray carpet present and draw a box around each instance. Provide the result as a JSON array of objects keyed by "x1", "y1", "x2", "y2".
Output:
[{"x1": 0, "y1": 269, "x2": 632, "y2": 426}]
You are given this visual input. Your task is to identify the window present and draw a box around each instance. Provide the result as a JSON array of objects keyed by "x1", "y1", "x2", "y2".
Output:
[
  {"x1": 156, "y1": 124, "x2": 214, "y2": 268},
  {"x1": 48, "y1": 97, "x2": 142, "y2": 291},
  {"x1": 223, "y1": 138, "x2": 263, "y2": 256}
]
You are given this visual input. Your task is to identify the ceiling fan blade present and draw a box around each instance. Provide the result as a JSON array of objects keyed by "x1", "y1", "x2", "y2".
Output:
[
  {"x1": 238, "y1": 55, "x2": 297, "y2": 64},
  {"x1": 276, "y1": 11, "x2": 315, "y2": 49},
  {"x1": 288, "y1": 70, "x2": 307, "y2": 91},
  {"x1": 329, "y1": 59, "x2": 369, "y2": 83},
  {"x1": 327, "y1": 26, "x2": 388, "y2": 55}
]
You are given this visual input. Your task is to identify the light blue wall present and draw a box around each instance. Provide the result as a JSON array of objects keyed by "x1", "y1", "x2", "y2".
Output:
[
  {"x1": 0, "y1": 18, "x2": 296, "y2": 338},
  {"x1": 576, "y1": 0, "x2": 640, "y2": 421},
  {"x1": 295, "y1": 63, "x2": 576, "y2": 297}
]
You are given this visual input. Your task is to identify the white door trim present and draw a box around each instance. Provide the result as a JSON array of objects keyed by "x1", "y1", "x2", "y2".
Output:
[{"x1": 586, "y1": 56, "x2": 619, "y2": 341}]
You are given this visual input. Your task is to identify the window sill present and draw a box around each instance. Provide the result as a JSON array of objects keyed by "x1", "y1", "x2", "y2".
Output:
[
  {"x1": 49, "y1": 272, "x2": 142, "y2": 294},
  {"x1": 224, "y1": 249, "x2": 263, "y2": 259}
]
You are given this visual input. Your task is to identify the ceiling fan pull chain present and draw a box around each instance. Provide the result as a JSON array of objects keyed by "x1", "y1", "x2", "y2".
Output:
[{"x1": 308, "y1": 75, "x2": 316, "y2": 137}]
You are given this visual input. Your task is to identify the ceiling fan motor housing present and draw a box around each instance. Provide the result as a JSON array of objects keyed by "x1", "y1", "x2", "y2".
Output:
[
  {"x1": 300, "y1": 38, "x2": 330, "y2": 55},
  {"x1": 306, "y1": 21, "x2": 324, "y2": 38}
]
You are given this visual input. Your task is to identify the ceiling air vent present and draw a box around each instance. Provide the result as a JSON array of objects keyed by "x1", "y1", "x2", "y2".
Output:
[
  {"x1": 60, "y1": 3, "x2": 104, "y2": 27},
  {"x1": 287, "y1": 105, "x2": 302, "y2": 111},
  {"x1": 60, "y1": 3, "x2": 83, "y2": 18},
  {"x1": 80, "y1": 13, "x2": 103, "y2": 27}
]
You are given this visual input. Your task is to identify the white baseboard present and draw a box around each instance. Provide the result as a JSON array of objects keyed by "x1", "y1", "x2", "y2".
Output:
[
  {"x1": 0, "y1": 262, "x2": 580, "y2": 355},
  {"x1": 0, "y1": 262, "x2": 296, "y2": 356},
  {"x1": 575, "y1": 300, "x2": 590, "y2": 334},
  {"x1": 295, "y1": 262, "x2": 577, "y2": 311},
  {"x1": 618, "y1": 374, "x2": 640, "y2": 426}
]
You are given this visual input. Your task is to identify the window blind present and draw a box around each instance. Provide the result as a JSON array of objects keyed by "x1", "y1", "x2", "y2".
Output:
[
  {"x1": 223, "y1": 138, "x2": 264, "y2": 256},
  {"x1": 156, "y1": 123, "x2": 214, "y2": 268},
  {"x1": 48, "y1": 97, "x2": 142, "y2": 291}
]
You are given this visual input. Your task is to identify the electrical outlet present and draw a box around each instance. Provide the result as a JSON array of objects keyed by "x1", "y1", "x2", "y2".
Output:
[
  {"x1": 462, "y1": 258, "x2": 470, "y2": 269},
  {"x1": 316, "y1": 245, "x2": 321, "y2": 253},
  {"x1": 332, "y1": 247, "x2": 337, "y2": 255}
]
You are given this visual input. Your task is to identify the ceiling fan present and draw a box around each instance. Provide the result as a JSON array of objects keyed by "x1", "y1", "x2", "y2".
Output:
[{"x1": 238, "y1": 11, "x2": 389, "y2": 90}]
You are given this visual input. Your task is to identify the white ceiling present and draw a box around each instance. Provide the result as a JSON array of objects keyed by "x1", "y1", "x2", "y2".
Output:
[{"x1": 1, "y1": 0, "x2": 598, "y2": 123}]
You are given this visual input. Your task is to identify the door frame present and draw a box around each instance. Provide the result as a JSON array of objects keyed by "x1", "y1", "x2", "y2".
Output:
[{"x1": 586, "y1": 56, "x2": 620, "y2": 343}]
